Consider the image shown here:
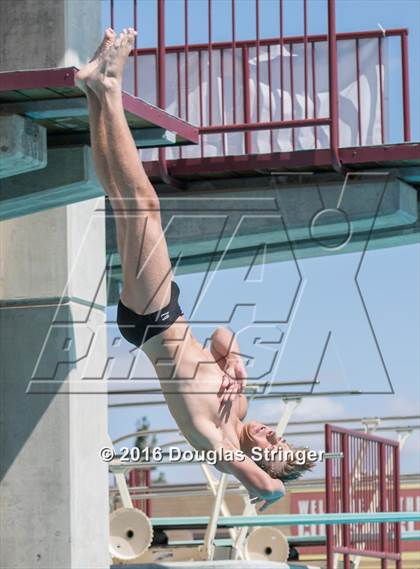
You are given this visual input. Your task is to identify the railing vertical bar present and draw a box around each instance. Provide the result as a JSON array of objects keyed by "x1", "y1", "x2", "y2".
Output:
[
  {"x1": 327, "y1": 0, "x2": 341, "y2": 170},
  {"x1": 378, "y1": 36, "x2": 385, "y2": 144},
  {"x1": 325, "y1": 424, "x2": 334, "y2": 569},
  {"x1": 389, "y1": 448, "x2": 393, "y2": 556},
  {"x1": 366, "y1": 437, "x2": 369, "y2": 552},
  {"x1": 110, "y1": 0, "x2": 115, "y2": 30},
  {"x1": 389, "y1": 449, "x2": 393, "y2": 553},
  {"x1": 256, "y1": 0, "x2": 260, "y2": 123},
  {"x1": 184, "y1": 0, "x2": 189, "y2": 124},
  {"x1": 355, "y1": 38, "x2": 362, "y2": 145},
  {"x1": 371, "y1": 438, "x2": 375, "y2": 554},
  {"x1": 357, "y1": 437, "x2": 361, "y2": 551},
  {"x1": 242, "y1": 46, "x2": 252, "y2": 154},
  {"x1": 177, "y1": 51, "x2": 183, "y2": 159},
  {"x1": 342, "y1": 433, "x2": 351, "y2": 569},
  {"x1": 303, "y1": 0, "x2": 308, "y2": 119},
  {"x1": 375, "y1": 439, "x2": 378, "y2": 553},
  {"x1": 157, "y1": 0, "x2": 173, "y2": 185},
  {"x1": 379, "y1": 443, "x2": 388, "y2": 569},
  {"x1": 401, "y1": 32, "x2": 411, "y2": 142},
  {"x1": 157, "y1": 0, "x2": 166, "y2": 112},
  {"x1": 267, "y1": 44, "x2": 274, "y2": 152},
  {"x1": 198, "y1": 49, "x2": 204, "y2": 157},
  {"x1": 133, "y1": 0, "x2": 138, "y2": 97},
  {"x1": 232, "y1": 0, "x2": 237, "y2": 125},
  {"x1": 394, "y1": 444, "x2": 402, "y2": 568},
  {"x1": 220, "y1": 48, "x2": 227, "y2": 156},
  {"x1": 312, "y1": 41, "x2": 317, "y2": 148},
  {"x1": 208, "y1": 0, "x2": 213, "y2": 126},
  {"x1": 279, "y1": 0, "x2": 284, "y2": 121},
  {"x1": 290, "y1": 42, "x2": 295, "y2": 151}
]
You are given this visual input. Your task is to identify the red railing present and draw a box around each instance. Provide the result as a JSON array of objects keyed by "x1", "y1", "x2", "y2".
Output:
[
  {"x1": 325, "y1": 424, "x2": 401, "y2": 569},
  {"x1": 106, "y1": 0, "x2": 411, "y2": 178}
]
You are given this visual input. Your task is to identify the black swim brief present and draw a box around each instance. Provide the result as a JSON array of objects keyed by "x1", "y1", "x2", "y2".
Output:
[{"x1": 117, "y1": 281, "x2": 183, "y2": 347}]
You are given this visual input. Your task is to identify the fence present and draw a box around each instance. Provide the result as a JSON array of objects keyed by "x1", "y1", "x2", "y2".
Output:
[
  {"x1": 105, "y1": 0, "x2": 411, "y2": 172},
  {"x1": 325, "y1": 424, "x2": 401, "y2": 569}
]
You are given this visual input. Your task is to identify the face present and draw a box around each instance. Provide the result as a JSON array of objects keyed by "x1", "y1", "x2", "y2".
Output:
[{"x1": 243, "y1": 420, "x2": 290, "y2": 452}]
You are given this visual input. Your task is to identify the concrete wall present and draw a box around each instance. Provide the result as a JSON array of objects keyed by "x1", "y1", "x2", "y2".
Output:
[
  {"x1": 0, "y1": 0, "x2": 101, "y2": 71},
  {"x1": 0, "y1": 2, "x2": 109, "y2": 568}
]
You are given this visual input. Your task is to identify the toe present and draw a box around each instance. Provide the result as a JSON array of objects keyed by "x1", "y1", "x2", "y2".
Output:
[
  {"x1": 128, "y1": 28, "x2": 137, "y2": 43},
  {"x1": 115, "y1": 32, "x2": 124, "y2": 47}
]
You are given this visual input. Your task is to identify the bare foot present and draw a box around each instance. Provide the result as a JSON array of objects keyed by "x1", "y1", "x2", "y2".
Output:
[
  {"x1": 75, "y1": 28, "x2": 116, "y2": 94},
  {"x1": 85, "y1": 28, "x2": 137, "y2": 97}
]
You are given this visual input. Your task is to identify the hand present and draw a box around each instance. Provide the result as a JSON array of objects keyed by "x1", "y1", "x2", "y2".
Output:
[
  {"x1": 219, "y1": 356, "x2": 247, "y2": 404},
  {"x1": 249, "y1": 492, "x2": 283, "y2": 512}
]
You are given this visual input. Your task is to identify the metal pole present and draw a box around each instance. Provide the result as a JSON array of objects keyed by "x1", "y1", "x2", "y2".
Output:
[
  {"x1": 341, "y1": 432, "x2": 351, "y2": 569},
  {"x1": 379, "y1": 443, "x2": 388, "y2": 569},
  {"x1": 394, "y1": 444, "x2": 402, "y2": 569},
  {"x1": 325, "y1": 424, "x2": 334, "y2": 569},
  {"x1": 157, "y1": 0, "x2": 185, "y2": 189},
  {"x1": 327, "y1": 0, "x2": 342, "y2": 172},
  {"x1": 242, "y1": 46, "x2": 252, "y2": 154},
  {"x1": 400, "y1": 31, "x2": 411, "y2": 142}
]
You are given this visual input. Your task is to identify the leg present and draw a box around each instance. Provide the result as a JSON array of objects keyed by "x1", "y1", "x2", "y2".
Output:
[
  {"x1": 76, "y1": 29, "x2": 127, "y2": 259},
  {"x1": 78, "y1": 29, "x2": 173, "y2": 314},
  {"x1": 85, "y1": 89, "x2": 128, "y2": 259}
]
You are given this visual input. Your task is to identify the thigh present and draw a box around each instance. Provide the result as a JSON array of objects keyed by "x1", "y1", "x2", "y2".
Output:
[{"x1": 118, "y1": 210, "x2": 173, "y2": 314}]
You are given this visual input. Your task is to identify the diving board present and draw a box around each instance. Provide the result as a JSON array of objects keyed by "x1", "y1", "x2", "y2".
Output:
[
  {"x1": 0, "y1": 67, "x2": 199, "y2": 149},
  {"x1": 151, "y1": 512, "x2": 420, "y2": 530},
  {"x1": 0, "y1": 67, "x2": 199, "y2": 220},
  {"x1": 111, "y1": 562, "x2": 321, "y2": 569}
]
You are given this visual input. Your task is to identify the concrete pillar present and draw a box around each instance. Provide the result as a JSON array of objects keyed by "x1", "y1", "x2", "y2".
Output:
[{"x1": 0, "y1": 2, "x2": 109, "y2": 568}]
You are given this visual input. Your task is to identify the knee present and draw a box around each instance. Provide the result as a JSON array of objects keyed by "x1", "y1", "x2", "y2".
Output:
[
  {"x1": 132, "y1": 191, "x2": 161, "y2": 214},
  {"x1": 144, "y1": 194, "x2": 161, "y2": 213}
]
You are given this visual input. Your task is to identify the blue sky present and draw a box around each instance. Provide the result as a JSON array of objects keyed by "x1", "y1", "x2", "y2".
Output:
[{"x1": 104, "y1": 0, "x2": 419, "y2": 483}]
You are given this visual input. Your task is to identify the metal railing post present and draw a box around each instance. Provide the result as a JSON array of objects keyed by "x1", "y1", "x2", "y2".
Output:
[
  {"x1": 242, "y1": 45, "x2": 252, "y2": 154},
  {"x1": 325, "y1": 424, "x2": 334, "y2": 569},
  {"x1": 401, "y1": 31, "x2": 411, "y2": 142},
  {"x1": 157, "y1": 0, "x2": 186, "y2": 189},
  {"x1": 327, "y1": 0, "x2": 342, "y2": 172}
]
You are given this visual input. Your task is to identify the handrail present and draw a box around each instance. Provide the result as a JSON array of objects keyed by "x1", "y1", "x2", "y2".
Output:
[{"x1": 131, "y1": 28, "x2": 409, "y2": 56}]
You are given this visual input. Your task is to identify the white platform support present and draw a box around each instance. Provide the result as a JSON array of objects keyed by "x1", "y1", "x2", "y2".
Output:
[{"x1": 202, "y1": 397, "x2": 303, "y2": 562}]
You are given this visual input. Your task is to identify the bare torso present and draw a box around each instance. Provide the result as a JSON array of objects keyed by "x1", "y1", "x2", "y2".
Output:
[{"x1": 142, "y1": 316, "x2": 242, "y2": 452}]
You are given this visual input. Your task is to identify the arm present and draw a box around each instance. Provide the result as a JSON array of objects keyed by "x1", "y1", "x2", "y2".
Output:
[
  {"x1": 210, "y1": 326, "x2": 241, "y2": 369},
  {"x1": 216, "y1": 443, "x2": 285, "y2": 511},
  {"x1": 236, "y1": 393, "x2": 248, "y2": 420},
  {"x1": 211, "y1": 327, "x2": 247, "y2": 399}
]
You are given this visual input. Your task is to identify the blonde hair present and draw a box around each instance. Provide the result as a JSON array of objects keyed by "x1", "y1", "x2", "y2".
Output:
[{"x1": 256, "y1": 445, "x2": 316, "y2": 482}]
